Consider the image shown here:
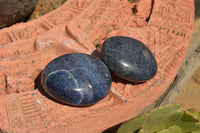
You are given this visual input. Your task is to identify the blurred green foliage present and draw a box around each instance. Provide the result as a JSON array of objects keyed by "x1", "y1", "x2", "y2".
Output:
[{"x1": 118, "y1": 105, "x2": 200, "y2": 133}]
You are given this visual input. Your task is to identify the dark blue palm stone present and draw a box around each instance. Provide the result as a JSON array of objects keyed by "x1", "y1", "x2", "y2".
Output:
[
  {"x1": 41, "y1": 53, "x2": 112, "y2": 106},
  {"x1": 102, "y1": 36, "x2": 157, "y2": 82}
]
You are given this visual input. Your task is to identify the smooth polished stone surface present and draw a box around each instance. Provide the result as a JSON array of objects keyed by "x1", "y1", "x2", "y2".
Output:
[
  {"x1": 41, "y1": 53, "x2": 111, "y2": 106},
  {"x1": 102, "y1": 36, "x2": 157, "y2": 82}
]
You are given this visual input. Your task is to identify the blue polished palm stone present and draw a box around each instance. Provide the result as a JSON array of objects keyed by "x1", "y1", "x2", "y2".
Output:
[
  {"x1": 102, "y1": 36, "x2": 157, "y2": 82},
  {"x1": 41, "y1": 53, "x2": 112, "y2": 106}
]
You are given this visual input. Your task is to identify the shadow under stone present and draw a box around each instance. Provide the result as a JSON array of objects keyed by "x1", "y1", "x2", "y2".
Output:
[{"x1": 111, "y1": 71, "x2": 145, "y2": 86}]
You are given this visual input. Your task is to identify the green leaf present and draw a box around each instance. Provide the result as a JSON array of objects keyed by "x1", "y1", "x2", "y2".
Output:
[
  {"x1": 135, "y1": 128, "x2": 143, "y2": 133},
  {"x1": 157, "y1": 126, "x2": 182, "y2": 133},
  {"x1": 192, "y1": 131, "x2": 200, "y2": 133},
  {"x1": 118, "y1": 105, "x2": 181, "y2": 133},
  {"x1": 117, "y1": 104, "x2": 200, "y2": 133},
  {"x1": 187, "y1": 109, "x2": 200, "y2": 121}
]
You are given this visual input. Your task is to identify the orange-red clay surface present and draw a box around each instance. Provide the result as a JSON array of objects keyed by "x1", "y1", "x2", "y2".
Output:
[{"x1": 0, "y1": 0, "x2": 194, "y2": 132}]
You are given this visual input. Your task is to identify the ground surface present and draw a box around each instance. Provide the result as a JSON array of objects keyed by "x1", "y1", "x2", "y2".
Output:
[
  {"x1": 173, "y1": 0, "x2": 200, "y2": 111},
  {"x1": 173, "y1": 66, "x2": 200, "y2": 111},
  {"x1": 29, "y1": 0, "x2": 67, "y2": 20}
]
